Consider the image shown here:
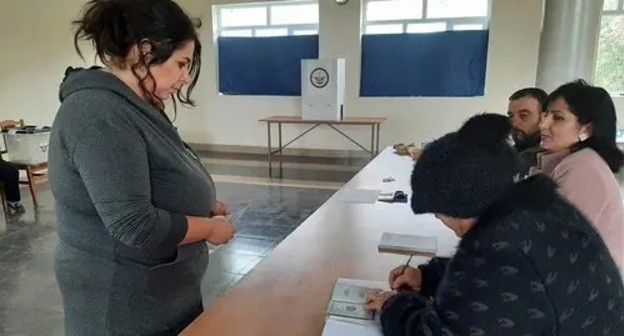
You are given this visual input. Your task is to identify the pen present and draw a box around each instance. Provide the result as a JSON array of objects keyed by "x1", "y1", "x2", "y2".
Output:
[
  {"x1": 400, "y1": 254, "x2": 414, "y2": 275},
  {"x1": 396, "y1": 254, "x2": 414, "y2": 292}
]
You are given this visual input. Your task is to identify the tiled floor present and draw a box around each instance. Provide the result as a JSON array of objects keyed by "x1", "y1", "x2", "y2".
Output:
[
  {"x1": 200, "y1": 181, "x2": 337, "y2": 307},
  {"x1": 0, "y1": 152, "x2": 362, "y2": 335}
]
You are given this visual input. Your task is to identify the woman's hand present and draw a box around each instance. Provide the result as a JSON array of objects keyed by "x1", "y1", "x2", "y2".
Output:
[
  {"x1": 180, "y1": 215, "x2": 236, "y2": 246},
  {"x1": 364, "y1": 290, "x2": 396, "y2": 311},
  {"x1": 205, "y1": 216, "x2": 236, "y2": 245},
  {"x1": 388, "y1": 265, "x2": 422, "y2": 292},
  {"x1": 408, "y1": 147, "x2": 423, "y2": 161},
  {"x1": 210, "y1": 200, "x2": 231, "y2": 217}
]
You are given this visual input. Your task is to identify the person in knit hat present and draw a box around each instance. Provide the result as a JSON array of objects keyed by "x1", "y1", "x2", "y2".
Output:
[{"x1": 365, "y1": 113, "x2": 624, "y2": 336}]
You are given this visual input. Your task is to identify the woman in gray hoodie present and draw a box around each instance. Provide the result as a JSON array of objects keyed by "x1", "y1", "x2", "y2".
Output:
[{"x1": 48, "y1": 0, "x2": 235, "y2": 334}]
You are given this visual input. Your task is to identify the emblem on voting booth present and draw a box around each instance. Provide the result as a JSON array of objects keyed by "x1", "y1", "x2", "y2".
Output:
[{"x1": 310, "y1": 67, "x2": 329, "y2": 88}]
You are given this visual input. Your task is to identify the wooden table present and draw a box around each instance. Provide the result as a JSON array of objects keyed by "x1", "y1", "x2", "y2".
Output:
[
  {"x1": 259, "y1": 116, "x2": 387, "y2": 176},
  {"x1": 181, "y1": 148, "x2": 458, "y2": 336}
]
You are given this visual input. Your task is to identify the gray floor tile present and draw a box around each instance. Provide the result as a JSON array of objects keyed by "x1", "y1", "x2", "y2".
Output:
[
  {"x1": 217, "y1": 236, "x2": 276, "y2": 256},
  {"x1": 201, "y1": 270, "x2": 238, "y2": 293},
  {"x1": 207, "y1": 249, "x2": 264, "y2": 275}
]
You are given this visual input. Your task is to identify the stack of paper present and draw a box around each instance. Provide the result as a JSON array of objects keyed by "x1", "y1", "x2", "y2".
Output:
[{"x1": 377, "y1": 232, "x2": 437, "y2": 257}]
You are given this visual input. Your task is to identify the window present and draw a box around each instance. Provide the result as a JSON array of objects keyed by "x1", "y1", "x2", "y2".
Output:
[
  {"x1": 214, "y1": 1, "x2": 319, "y2": 37},
  {"x1": 212, "y1": 1, "x2": 320, "y2": 96},
  {"x1": 363, "y1": 0, "x2": 490, "y2": 35},
  {"x1": 595, "y1": 0, "x2": 624, "y2": 96},
  {"x1": 360, "y1": 0, "x2": 490, "y2": 97}
]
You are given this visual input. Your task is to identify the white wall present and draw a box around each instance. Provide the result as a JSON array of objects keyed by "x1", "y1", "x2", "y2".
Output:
[
  {"x1": 1, "y1": 0, "x2": 623, "y2": 150},
  {"x1": 0, "y1": 0, "x2": 89, "y2": 127}
]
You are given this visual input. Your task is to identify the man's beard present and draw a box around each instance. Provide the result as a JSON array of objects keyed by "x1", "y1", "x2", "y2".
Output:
[
  {"x1": 512, "y1": 129, "x2": 528, "y2": 143},
  {"x1": 512, "y1": 129, "x2": 539, "y2": 148}
]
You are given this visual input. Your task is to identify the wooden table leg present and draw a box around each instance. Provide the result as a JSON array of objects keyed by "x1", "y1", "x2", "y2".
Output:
[
  {"x1": 376, "y1": 123, "x2": 381, "y2": 155},
  {"x1": 278, "y1": 122, "x2": 283, "y2": 178},
  {"x1": 26, "y1": 166, "x2": 37, "y2": 206},
  {"x1": 370, "y1": 124, "x2": 375, "y2": 159},
  {"x1": 267, "y1": 122, "x2": 272, "y2": 176}
]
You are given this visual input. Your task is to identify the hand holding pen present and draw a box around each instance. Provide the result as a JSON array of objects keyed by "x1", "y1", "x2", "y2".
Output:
[
  {"x1": 366, "y1": 254, "x2": 423, "y2": 312},
  {"x1": 389, "y1": 254, "x2": 422, "y2": 292}
]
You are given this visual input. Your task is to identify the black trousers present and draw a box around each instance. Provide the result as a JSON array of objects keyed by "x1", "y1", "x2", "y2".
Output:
[{"x1": 0, "y1": 160, "x2": 20, "y2": 202}]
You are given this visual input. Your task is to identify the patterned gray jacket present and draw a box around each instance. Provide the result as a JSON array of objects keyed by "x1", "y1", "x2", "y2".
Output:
[{"x1": 381, "y1": 175, "x2": 624, "y2": 336}]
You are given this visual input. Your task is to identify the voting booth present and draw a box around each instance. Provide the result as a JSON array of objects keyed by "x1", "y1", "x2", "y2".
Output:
[{"x1": 301, "y1": 58, "x2": 345, "y2": 121}]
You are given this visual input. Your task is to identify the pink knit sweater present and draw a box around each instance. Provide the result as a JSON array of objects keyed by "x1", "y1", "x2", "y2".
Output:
[{"x1": 538, "y1": 148, "x2": 624, "y2": 270}]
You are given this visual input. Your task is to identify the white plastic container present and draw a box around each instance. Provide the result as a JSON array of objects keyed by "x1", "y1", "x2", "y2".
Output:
[
  {"x1": 301, "y1": 58, "x2": 346, "y2": 121},
  {"x1": 3, "y1": 131, "x2": 50, "y2": 165}
]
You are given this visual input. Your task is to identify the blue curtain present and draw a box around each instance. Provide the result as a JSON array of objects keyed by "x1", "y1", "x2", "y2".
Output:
[
  {"x1": 218, "y1": 35, "x2": 319, "y2": 96},
  {"x1": 360, "y1": 30, "x2": 489, "y2": 97}
]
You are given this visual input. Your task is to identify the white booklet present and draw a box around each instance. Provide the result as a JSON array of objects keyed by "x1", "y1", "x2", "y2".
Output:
[
  {"x1": 335, "y1": 189, "x2": 381, "y2": 204},
  {"x1": 377, "y1": 232, "x2": 437, "y2": 257},
  {"x1": 322, "y1": 278, "x2": 388, "y2": 336}
]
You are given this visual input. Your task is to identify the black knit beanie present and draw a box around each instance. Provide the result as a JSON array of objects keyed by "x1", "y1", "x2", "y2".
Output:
[{"x1": 410, "y1": 113, "x2": 520, "y2": 218}]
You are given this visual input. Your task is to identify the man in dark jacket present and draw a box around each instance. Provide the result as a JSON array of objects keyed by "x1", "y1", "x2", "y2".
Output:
[
  {"x1": 508, "y1": 88, "x2": 547, "y2": 177},
  {"x1": 366, "y1": 114, "x2": 624, "y2": 336}
]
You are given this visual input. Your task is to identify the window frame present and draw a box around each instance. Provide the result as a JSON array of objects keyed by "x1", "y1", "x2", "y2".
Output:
[
  {"x1": 362, "y1": 0, "x2": 492, "y2": 35},
  {"x1": 603, "y1": 0, "x2": 624, "y2": 13},
  {"x1": 596, "y1": 1, "x2": 624, "y2": 97},
  {"x1": 214, "y1": 0, "x2": 319, "y2": 38}
]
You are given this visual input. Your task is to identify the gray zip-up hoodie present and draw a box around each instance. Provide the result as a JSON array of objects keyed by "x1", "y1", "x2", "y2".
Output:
[{"x1": 49, "y1": 67, "x2": 215, "y2": 334}]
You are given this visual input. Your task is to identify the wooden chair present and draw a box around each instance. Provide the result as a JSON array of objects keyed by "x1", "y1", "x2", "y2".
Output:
[
  {"x1": 0, "y1": 119, "x2": 48, "y2": 207},
  {"x1": 0, "y1": 119, "x2": 24, "y2": 131}
]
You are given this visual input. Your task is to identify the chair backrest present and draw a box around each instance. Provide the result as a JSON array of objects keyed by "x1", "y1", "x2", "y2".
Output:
[{"x1": 0, "y1": 119, "x2": 24, "y2": 131}]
